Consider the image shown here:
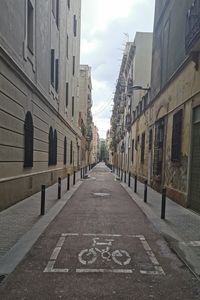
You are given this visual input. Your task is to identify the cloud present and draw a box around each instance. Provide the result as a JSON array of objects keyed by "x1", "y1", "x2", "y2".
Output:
[{"x1": 81, "y1": 0, "x2": 155, "y2": 138}]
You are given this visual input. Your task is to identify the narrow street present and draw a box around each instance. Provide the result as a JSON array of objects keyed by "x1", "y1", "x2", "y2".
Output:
[{"x1": 0, "y1": 163, "x2": 199, "y2": 300}]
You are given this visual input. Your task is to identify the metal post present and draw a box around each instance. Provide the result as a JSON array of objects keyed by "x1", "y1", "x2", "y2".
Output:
[
  {"x1": 128, "y1": 172, "x2": 131, "y2": 187},
  {"x1": 121, "y1": 170, "x2": 123, "y2": 181},
  {"x1": 58, "y1": 177, "x2": 61, "y2": 199},
  {"x1": 67, "y1": 174, "x2": 70, "y2": 191},
  {"x1": 73, "y1": 171, "x2": 76, "y2": 185},
  {"x1": 161, "y1": 188, "x2": 166, "y2": 219},
  {"x1": 134, "y1": 175, "x2": 137, "y2": 193},
  {"x1": 144, "y1": 180, "x2": 147, "y2": 203},
  {"x1": 124, "y1": 171, "x2": 126, "y2": 183},
  {"x1": 41, "y1": 185, "x2": 46, "y2": 215}
]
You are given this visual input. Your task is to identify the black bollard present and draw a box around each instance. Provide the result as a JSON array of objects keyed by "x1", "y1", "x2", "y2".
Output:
[
  {"x1": 73, "y1": 171, "x2": 76, "y2": 185},
  {"x1": 144, "y1": 180, "x2": 148, "y2": 203},
  {"x1": 161, "y1": 188, "x2": 166, "y2": 219},
  {"x1": 58, "y1": 177, "x2": 61, "y2": 199},
  {"x1": 134, "y1": 175, "x2": 137, "y2": 193},
  {"x1": 128, "y1": 172, "x2": 131, "y2": 187},
  {"x1": 121, "y1": 170, "x2": 123, "y2": 181},
  {"x1": 41, "y1": 185, "x2": 46, "y2": 215},
  {"x1": 67, "y1": 174, "x2": 70, "y2": 191}
]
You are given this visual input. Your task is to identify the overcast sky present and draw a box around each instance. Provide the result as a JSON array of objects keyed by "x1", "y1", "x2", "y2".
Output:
[{"x1": 80, "y1": 0, "x2": 155, "y2": 139}]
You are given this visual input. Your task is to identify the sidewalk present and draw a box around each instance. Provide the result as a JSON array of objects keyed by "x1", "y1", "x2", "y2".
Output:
[
  {"x1": 118, "y1": 172, "x2": 200, "y2": 278},
  {"x1": 0, "y1": 170, "x2": 83, "y2": 274}
]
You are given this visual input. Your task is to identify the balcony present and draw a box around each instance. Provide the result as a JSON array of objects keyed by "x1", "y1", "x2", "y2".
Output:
[{"x1": 185, "y1": 0, "x2": 200, "y2": 53}]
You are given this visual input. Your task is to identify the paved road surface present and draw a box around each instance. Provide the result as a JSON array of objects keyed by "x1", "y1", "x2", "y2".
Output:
[{"x1": 0, "y1": 163, "x2": 199, "y2": 299}]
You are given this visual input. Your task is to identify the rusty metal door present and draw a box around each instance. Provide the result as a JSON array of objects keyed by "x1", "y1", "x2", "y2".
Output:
[{"x1": 189, "y1": 106, "x2": 200, "y2": 212}]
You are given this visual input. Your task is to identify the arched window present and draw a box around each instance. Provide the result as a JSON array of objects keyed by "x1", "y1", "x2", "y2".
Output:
[
  {"x1": 64, "y1": 137, "x2": 67, "y2": 165},
  {"x1": 53, "y1": 129, "x2": 57, "y2": 165},
  {"x1": 24, "y1": 111, "x2": 34, "y2": 168},
  {"x1": 48, "y1": 127, "x2": 53, "y2": 165},
  {"x1": 70, "y1": 141, "x2": 73, "y2": 164}
]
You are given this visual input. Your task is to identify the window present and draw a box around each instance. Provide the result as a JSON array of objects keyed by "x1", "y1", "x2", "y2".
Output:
[
  {"x1": 48, "y1": 127, "x2": 54, "y2": 165},
  {"x1": 52, "y1": 0, "x2": 56, "y2": 16},
  {"x1": 27, "y1": 0, "x2": 34, "y2": 53},
  {"x1": 149, "y1": 129, "x2": 153, "y2": 150},
  {"x1": 64, "y1": 137, "x2": 67, "y2": 165},
  {"x1": 73, "y1": 15, "x2": 77, "y2": 36},
  {"x1": 53, "y1": 129, "x2": 57, "y2": 165},
  {"x1": 55, "y1": 58, "x2": 59, "y2": 92},
  {"x1": 48, "y1": 127, "x2": 57, "y2": 165},
  {"x1": 72, "y1": 96, "x2": 74, "y2": 117},
  {"x1": 141, "y1": 132, "x2": 145, "y2": 164},
  {"x1": 67, "y1": 0, "x2": 70, "y2": 9},
  {"x1": 66, "y1": 82, "x2": 69, "y2": 107},
  {"x1": 131, "y1": 139, "x2": 134, "y2": 163},
  {"x1": 55, "y1": 0, "x2": 59, "y2": 27},
  {"x1": 66, "y1": 34, "x2": 69, "y2": 58},
  {"x1": 51, "y1": 49, "x2": 55, "y2": 86},
  {"x1": 171, "y1": 110, "x2": 182, "y2": 161},
  {"x1": 73, "y1": 56, "x2": 75, "y2": 75},
  {"x1": 70, "y1": 141, "x2": 73, "y2": 164},
  {"x1": 24, "y1": 111, "x2": 34, "y2": 168}
]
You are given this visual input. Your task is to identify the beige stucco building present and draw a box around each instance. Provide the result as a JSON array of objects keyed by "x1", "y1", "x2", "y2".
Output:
[
  {"x1": 0, "y1": 0, "x2": 82, "y2": 210},
  {"x1": 110, "y1": 0, "x2": 200, "y2": 213},
  {"x1": 79, "y1": 65, "x2": 93, "y2": 166}
]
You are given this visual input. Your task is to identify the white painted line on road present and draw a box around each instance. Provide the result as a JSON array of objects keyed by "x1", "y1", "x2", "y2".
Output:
[
  {"x1": 139, "y1": 236, "x2": 165, "y2": 275},
  {"x1": 44, "y1": 233, "x2": 165, "y2": 275},
  {"x1": 76, "y1": 268, "x2": 133, "y2": 274},
  {"x1": 83, "y1": 233, "x2": 122, "y2": 237},
  {"x1": 61, "y1": 233, "x2": 79, "y2": 237},
  {"x1": 50, "y1": 247, "x2": 61, "y2": 260},
  {"x1": 56, "y1": 236, "x2": 66, "y2": 247},
  {"x1": 181, "y1": 241, "x2": 200, "y2": 247}
]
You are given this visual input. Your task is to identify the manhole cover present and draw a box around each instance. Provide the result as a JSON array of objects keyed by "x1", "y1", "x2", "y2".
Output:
[{"x1": 93, "y1": 193, "x2": 110, "y2": 197}]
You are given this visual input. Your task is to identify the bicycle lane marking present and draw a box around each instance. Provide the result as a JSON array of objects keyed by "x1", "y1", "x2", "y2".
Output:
[{"x1": 43, "y1": 233, "x2": 165, "y2": 275}]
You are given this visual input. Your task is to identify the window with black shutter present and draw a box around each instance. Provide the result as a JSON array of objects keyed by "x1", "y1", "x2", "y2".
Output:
[
  {"x1": 24, "y1": 111, "x2": 34, "y2": 168},
  {"x1": 64, "y1": 137, "x2": 67, "y2": 165},
  {"x1": 48, "y1": 127, "x2": 54, "y2": 165},
  {"x1": 51, "y1": 49, "x2": 55, "y2": 86},
  {"x1": 141, "y1": 132, "x2": 145, "y2": 163},
  {"x1": 149, "y1": 129, "x2": 153, "y2": 150},
  {"x1": 53, "y1": 129, "x2": 57, "y2": 165},
  {"x1": 73, "y1": 56, "x2": 75, "y2": 75},
  {"x1": 66, "y1": 82, "x2": 69, "y2": 107},
  {"x1": 171, "y1": 110, "x2": 182, "y2": 161},
  {"x1": 73, "y1": 15, "x2": 77, "y2": 36},
  {"x1": 67, "y1": 0, "x2": 70, "y2": 9},
  {"x1": 72, "y1": 96, "x2": 74, "y2": 117},
  {"x1": 55, "y1": 0, "x2": 59, "y2": 28},
  {"x1": 27, "y1": 0, "x2": 34, "y2": 53},
  {"x1": 70, "y1": 141, "x2": 73, "y2": 164},
  {"x1": 55, "y1": 59, "x2": 59, "y2": 92},
  {"x1": 131, "y1": 139, "x2": 134, "y2": 163}
]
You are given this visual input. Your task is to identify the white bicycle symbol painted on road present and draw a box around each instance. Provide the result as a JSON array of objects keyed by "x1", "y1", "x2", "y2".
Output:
[{"x1": 78, "y1": 238, "x2": 131, "y2": 266}]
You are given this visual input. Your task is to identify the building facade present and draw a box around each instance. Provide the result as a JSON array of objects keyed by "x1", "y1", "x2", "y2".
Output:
[
  {"x1": 0, "y1": 0, "x2": 82, "y2": 210},
  {"x1": 79, "y1": 64, "x2": 93, "y2": 167},
  {"x1": 110, "y1": 0, "x2": 200, "y2": 213}
]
